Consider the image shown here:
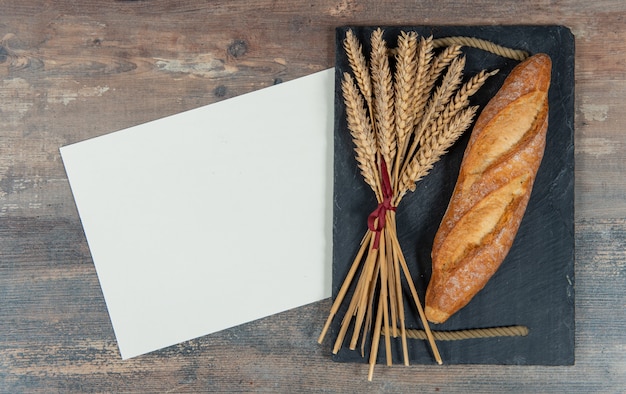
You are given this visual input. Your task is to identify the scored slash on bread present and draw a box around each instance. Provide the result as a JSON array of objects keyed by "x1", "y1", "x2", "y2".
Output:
[{"x1": 425, "y1": 53, "x2": 552, "y2": 324}]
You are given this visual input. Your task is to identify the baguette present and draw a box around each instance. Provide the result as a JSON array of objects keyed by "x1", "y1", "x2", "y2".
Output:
[{"x1": 425, "y1": 53, "x2": 552, "y2": 324}]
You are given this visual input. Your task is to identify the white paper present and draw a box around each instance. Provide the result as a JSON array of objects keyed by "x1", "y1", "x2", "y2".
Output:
[{"x1": 60, "y1": 69, "x2": 334, "y2": 359}]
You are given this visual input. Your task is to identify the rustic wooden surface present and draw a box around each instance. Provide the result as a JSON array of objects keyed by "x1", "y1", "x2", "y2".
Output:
[{"x1": 1, "y1": 1, "x2": 625, "y2": 392}]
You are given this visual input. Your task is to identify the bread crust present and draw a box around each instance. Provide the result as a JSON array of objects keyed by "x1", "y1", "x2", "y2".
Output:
[{"x1": 425, "y1": 54, "x2": 552, "y2": 324}]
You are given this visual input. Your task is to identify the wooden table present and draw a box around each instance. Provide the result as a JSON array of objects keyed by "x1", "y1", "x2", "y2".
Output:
[{"x1": 1, "y1": 2, "x2": 624, "y2": 392}]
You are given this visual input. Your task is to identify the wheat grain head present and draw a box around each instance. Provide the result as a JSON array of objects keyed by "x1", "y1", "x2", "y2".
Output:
[
  {"x1": 414, "y1": 55, "x2": 466, "y2": 148},
  {"x1": 411, "y1": 36, "x2": 434, "y2": 128},
  {"x1": 393, "y1": 31, "x2": 418, "y2": 161},
  {"x1": 344, "y1": 29, "x2": 373, "y2": 109},
  {"x1": 424, "y1": 68, "x2": 499, "y2": 147},
  {"x1": 398, "y1": 106, "x2": 477, "y2": 199},
  {"x1": 342, "y1": 73, "x2": 380, "y2": 196},
  {"x1": 370, "y1": 28, "x2": 396, "y2": 171}
]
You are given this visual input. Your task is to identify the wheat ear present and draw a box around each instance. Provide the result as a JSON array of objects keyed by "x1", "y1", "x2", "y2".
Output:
[
  {"x1": 418, "y1": 55, "x2": 466, "y2": 136},
  {"x1": 392, "y1": 31, "x2": 418, "y2": 184},
  {"x1": 342, "y1": 73, "x2": 381, "y2": 199},
  {"x1": 344, "y1": 29, "x2": 373, "y2": 110},
  {"x1": 399, "y1": 55, "x2": 465, "y2": 182},
  {"x1": 422, "y1": 44, "x2": 463, "y2": 103},
  {"x1": 411, "y1": 36, "x2": 434, "y2": 128},
  {"x1": 422, "y1": 69, "x2": 499, "y2": 149},
  {"x1": 370, "y1": 28, "x2": 396, "y2": 170},
  {"x1": 392, "y1": 35, "x2": 432, "y2": 187},
  {"x1": 396, "y1": 41, "x2": 458, "y2": 187},
  {"x1": 397, "y1": 106, "x2": 478, "y2": 200}
]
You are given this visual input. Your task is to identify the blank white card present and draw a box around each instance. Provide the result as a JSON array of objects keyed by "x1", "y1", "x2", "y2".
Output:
[{"x1": 61, "y1": 69, "x2": 334, "y2": 359}]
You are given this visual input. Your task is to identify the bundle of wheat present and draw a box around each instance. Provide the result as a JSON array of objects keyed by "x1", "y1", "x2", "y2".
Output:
[{"x1": 318, "y1": 28, "x2": 498, "y2": 380}]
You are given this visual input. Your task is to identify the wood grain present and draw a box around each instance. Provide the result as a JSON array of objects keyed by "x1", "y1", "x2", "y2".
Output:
[{"x1": 1, "y1": 1, "x2": 625, "y2": 392}]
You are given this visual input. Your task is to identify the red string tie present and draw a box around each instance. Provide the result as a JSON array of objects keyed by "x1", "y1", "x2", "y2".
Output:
[{"x1": 367, "y1": 159, "x2": 396, "y2": 249}]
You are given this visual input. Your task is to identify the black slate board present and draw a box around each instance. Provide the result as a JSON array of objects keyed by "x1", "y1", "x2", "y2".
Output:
[{"x1": 331, "y1": 25, "x2": 575, "y2": 365}]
